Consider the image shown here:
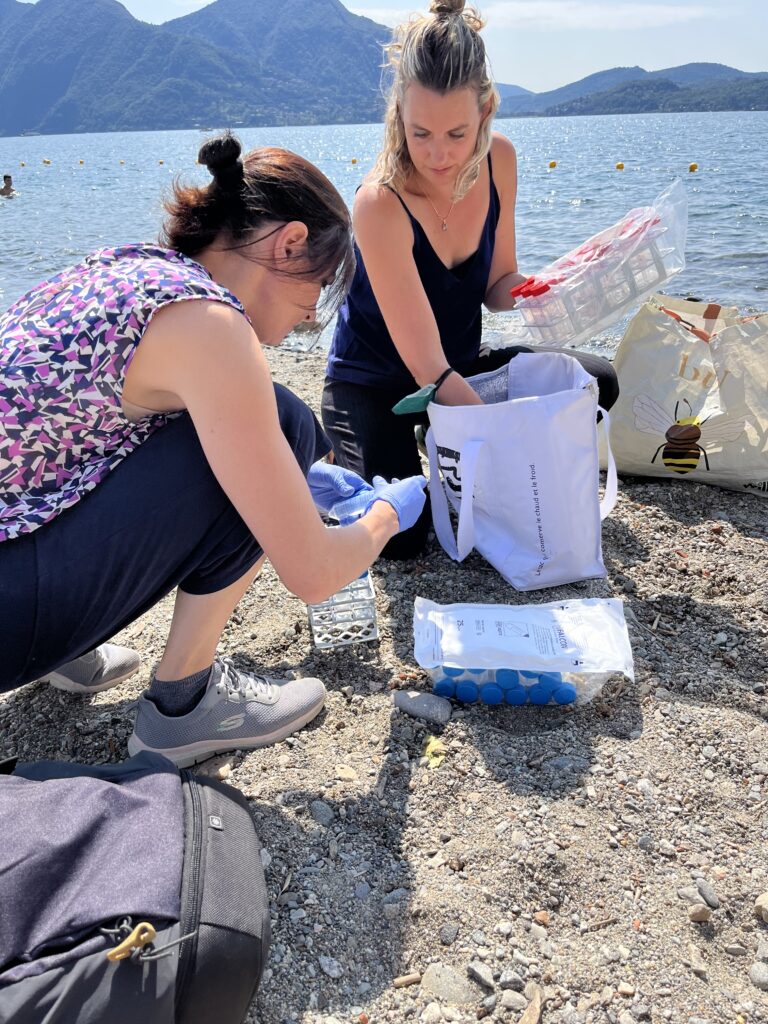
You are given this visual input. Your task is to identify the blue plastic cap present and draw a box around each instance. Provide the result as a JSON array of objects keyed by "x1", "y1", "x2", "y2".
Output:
[
  {"x1": 496, "y1": 669, "x2": 520, "y2": 688},
  {"x1": 443, "y1": 666, "x2": 464, "y2": 677},
  {"x1": 433, "y1": 678, "x2": 456, "y2": 699},
  {"x1": 504, "y1": 685, "x2": 528, "y2": 706},
  {"x1": 455, "y1": 680, "x2": 479, "y2": 704},
  {"x1": 519, "y1": 670, "x2": 541, "y2": 681},
  {"x1": 480, "y1": 684, "x2": 503, "y2": 706},
  {"x1": 553, "y1": 683, "x2": 578, "y2": 705},
  {"x1": 528, "y1": 682, "x2": 554, "y2": 705},
  {"x1": 468, "y1": 667, "x2": 486, "y2": 676},
  {"x1": 539, "y1": 672, "x2": 563, "y2": 687}
]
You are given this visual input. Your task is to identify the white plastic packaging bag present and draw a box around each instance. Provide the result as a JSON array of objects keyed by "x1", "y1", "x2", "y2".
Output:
[
  {"x1": 426, "y1": 351, "x2": 617, "y2": 591},
  {"x1": 413, "y1": 596, "x2": 634, "y2": 705},
  {"x1": 510, "y1": 179, "x2": 688, "y2": 348}
]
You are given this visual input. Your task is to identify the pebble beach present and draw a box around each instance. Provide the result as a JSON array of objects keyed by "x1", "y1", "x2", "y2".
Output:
[{"x1": 1, "y1": 347, "x2": 767, "y2": 1024}]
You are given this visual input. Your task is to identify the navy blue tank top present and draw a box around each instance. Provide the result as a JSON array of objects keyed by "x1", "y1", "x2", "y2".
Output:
[{"x1": 327, "y1": 156, "x2": 500, "y2": 389}]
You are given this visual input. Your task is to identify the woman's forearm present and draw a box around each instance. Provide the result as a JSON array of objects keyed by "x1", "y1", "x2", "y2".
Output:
[{"x1": 485, "y1": 271, "x2": 529, "y2": 313}]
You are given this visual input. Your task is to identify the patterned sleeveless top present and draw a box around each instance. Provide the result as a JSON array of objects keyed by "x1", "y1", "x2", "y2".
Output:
[{"x1": 0, "y1": 244, "x2": 246, "y2": 542}]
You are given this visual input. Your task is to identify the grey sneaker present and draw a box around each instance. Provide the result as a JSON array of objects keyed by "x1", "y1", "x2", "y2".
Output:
[
  {"x1": 44, "y1": 644, "x2": 141, "y2": 693},
  {"x1": 127, "y1": 658, "x2": 326, "y2": 767}
]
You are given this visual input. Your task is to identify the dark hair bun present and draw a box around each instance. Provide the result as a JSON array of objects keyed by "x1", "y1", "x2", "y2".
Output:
[{"x1": 198, "y1": 132, "x2": 244, "y2": 190}]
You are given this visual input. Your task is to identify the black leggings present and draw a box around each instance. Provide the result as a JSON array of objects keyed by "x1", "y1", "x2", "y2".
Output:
[{"x1": 321, "y1": 346, "x2": 619, "y2": 560}]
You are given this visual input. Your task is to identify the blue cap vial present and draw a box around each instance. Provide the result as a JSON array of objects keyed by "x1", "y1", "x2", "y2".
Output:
[
  {"x1": 504, "y1": 684, "x2": 528, "y2": 706},
  {"x1": 433, "y1": 678, "x2": 456, "y2": 699},
  {"x1": 480, "y1": 683, "x2": 504, "y2": 705},
  {"x1": 553, "y1": 683, "x2": 578, "y2": 705},
  {"x1": 455, "y1": 680, "x2": 479, "y2": 703}
]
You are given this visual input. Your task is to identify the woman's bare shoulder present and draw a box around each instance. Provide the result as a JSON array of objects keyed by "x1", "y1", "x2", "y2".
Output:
[
  {"x1": 490, "y1": 132, "x2": 518, "y2": 168},
  {"x1": 353, "y1": 183, "x2": 411, "y2": 244}
]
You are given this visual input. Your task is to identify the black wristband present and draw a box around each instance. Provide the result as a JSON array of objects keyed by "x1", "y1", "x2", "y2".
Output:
[{"x1": 433, "y1": 366, "x2": 455, "y2": 394}]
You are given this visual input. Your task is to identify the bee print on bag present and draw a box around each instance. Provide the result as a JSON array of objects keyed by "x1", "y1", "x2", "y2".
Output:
[{"x1": 632, "y1": 395, "x2": 745, "y2": 474}]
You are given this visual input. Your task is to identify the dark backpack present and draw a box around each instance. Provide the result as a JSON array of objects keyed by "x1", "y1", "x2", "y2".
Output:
[{"x1": 0, "y1": 752, "x2": 270, "y2": 1024}]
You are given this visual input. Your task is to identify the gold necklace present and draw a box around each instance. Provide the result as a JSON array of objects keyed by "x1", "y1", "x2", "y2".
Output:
[{"x1": 421, "y1": 185, "x2": 456, "y2": 231}]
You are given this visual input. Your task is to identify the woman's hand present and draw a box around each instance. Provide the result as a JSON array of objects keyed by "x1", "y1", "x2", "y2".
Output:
[
  {"x1": 306, "y1": 460, "x2": 372, "y2": 514},
  {"x1": 365, "y1": 474, "x2": 428, "y2": 532}
]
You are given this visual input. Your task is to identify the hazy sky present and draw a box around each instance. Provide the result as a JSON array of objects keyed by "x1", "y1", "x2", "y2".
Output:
[{"x1": 31, "y1": 0, "x2": 768, "y2": 92}]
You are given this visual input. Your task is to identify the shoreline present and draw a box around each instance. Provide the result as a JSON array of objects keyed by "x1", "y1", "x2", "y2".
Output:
[{"x1": 1, "y1": 347, "x2": 766, "y2": 1022}]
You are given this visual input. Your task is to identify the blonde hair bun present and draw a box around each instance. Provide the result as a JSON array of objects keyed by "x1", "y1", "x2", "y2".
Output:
[{"x1": 429, "y1": 0, "x2": 465, "y2": 13}]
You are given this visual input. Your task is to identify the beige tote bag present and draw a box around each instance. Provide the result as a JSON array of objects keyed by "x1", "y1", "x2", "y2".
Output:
[{"x1": 609, "y1": 295, "x2": 768, "y2": 497}]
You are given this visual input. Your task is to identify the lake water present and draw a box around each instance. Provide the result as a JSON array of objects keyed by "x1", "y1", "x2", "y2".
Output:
[{"x1": 1, "y1": 111, "x2": 766, "y2": 356}]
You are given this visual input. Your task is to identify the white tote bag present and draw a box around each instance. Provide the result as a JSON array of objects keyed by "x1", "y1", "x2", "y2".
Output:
[
  {"x1": 609, "y1": 296, "x2": 768, "y2": 496},
  {"x1": 425, "y1": 352, "x2": 617, "y2": 591}
]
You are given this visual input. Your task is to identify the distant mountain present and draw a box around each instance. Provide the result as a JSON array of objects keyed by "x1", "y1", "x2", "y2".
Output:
[
  {"x1": 543, "y1": 74, "x2": 768, "y2": 117},
  {"x1": 498, "y1": 62, "x2": 768, "y2": 118},
  {"x1": 496, "y1": 83, "x2": 533, "y2": 100},
  {"x1": 0, "y1": 0, "x2": 764, "y2": 140},
  {"x1": 0, "y1": 0, "x2": 389, "y2": 136}
]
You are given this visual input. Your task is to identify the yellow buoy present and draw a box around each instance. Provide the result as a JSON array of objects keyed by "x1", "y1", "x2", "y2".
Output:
[
  {"x1": 615, "y1": 162, "x2": 624, "y2": 171},
  {"x1": 79, "y1": 159, "x2": 84, "y2": 165},
  {"x1": 689, "y1": 162, "x2": 698, "y2": 172},
  {"x1": 120, "y1": 160, "x2": 125, "y2": 165},
  {"x1": 351, "y1": 158, "x2": 357, "y2": 164},
  {"x1": 548, "y1": 160, "x2": 557, "y2": 169},
  {"x1": 158, "y1": 160, "x2": 164, "y2": 165},
  {"x1": 20, "y1": 161, "x2": 25, "y2": 167},
  {"x1": 43, "y1": 159, "x2": 51, "y2": 165}
]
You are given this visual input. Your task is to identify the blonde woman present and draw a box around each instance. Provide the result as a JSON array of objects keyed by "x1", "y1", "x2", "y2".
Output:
[{"x1": 321, "y1": 0, "x2": 618, "y2": 558}]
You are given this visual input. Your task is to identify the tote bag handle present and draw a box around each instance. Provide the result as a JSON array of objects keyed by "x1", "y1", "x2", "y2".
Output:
[
  {"x1": 599, "y1": 406, "x2": 618, "y2": 520},
  {"x1": 426, "y1": 428, "x2": 483, "y2": 561}
]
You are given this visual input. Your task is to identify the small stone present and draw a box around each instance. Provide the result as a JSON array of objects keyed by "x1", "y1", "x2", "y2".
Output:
[
  {"x1": 319, "y1": 955, "x2": 343, "y2": 978},
  {"x1": 713, "y1": 631, "x2": 728, "y2": 645},
  {"x1": 499, "y1": 970, "x2": 525, "y2": 991},
  {"x1": 500, "y1": 990, "x2": 528, "y2": 1011},
  {"x1": 421, "y1": 1002, "x2": 443, "y2": 1023},
  {"x1": 530, "y1": 923, "x2": 547, "y2": 941},
  {"x1": 420, "y1": 963, "x2": 478, "y2": 1005},
  {"x1": 678, "y1": 886, "x2": 701, "y2": 903},
  {"x1": 335, "y1": 765, "x2": 358, "y2": 782},
  {"x1": 724, "y1": 944, "x2": 747, "y2": 957},
  {"x1": 310, "y1": 800, "x2": 334, "y2": 827},
  {"x1": 754, "y1": 892, "x2": 768, "y2": 924},
  {"x1": 696, "y1": 878, "x2": 721, "y2": 909},
  {"x1": 383, "y1": 904, "x2": 401, "y2": 921},
  {"x1": 748, "y1": 962, "x2": 768, "y2": 991},
  {"x1": 289, "y1": 908, "x2": 306, "y2": 924},
  {"x1": 354, "y1": 882, "x2": 371, "y2": 900},
  {"x1": 533, "y1": 911, "x2": 550, "y2": 925},
  {"x1": 260, "y1": 847, "x2": 272, "y2": 870},
  {"x1": 384, "y1": 887, "x2": 410, "y2": 904},
  {"x1": 638, "y1": 834, "x2": 654, "y2": 852},
  {"x1": 393, "y1": 690, "x2": 452, "y2": 726},
  {"x1": 617, "y1": 982, "x2": 635, "y2": 997},
  {"x1": 659, "y1": 839, "x2": 676, "y2": 857},
  {"x1": 467, "y1": 960, "x2": 495, "y2": 989},
  {"x1": 482, "y1": 994, "x2": 497, "y2": 1012},
  {"x1": 688, "y1": 904, "x2": 712, "y2": 923},
  {"x1": 440, "y1": 922, "x2": 460, "y2": 945}
]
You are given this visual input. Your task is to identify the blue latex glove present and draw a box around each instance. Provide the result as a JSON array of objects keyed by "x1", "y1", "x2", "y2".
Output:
[
  {"x1": 306, "y1": 460, "x2": 372, "y2": 515},
  {"x1": 365, "y1": 474, "x2": 428, "y2": 533}
]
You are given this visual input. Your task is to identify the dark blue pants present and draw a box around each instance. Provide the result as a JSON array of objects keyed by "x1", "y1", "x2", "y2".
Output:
[
  {"x1": 321, "y1": 345, "x2": 619, "y2": 560},
  {"x1": 0, "y1": 384, "x2": 330, "y2": 692}
]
